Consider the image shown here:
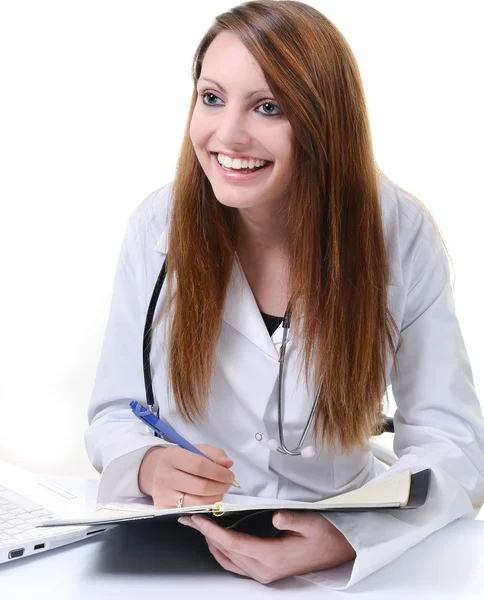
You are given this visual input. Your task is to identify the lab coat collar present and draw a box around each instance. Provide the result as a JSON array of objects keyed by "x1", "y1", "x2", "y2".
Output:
[
  {"x1": 153, "y1": 195, "x2": 402, "y2": 358},
  {"x1": 153, "y1": 182, "x2": 403, "y2": 287}
]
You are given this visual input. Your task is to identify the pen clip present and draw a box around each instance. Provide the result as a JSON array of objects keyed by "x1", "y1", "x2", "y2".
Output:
[
  {"x1": 130, "y1": 401, "x2": 165, "y2": 440},
  {"x1": 148, "y1": 403, "x2": 160, "y2": 418}
]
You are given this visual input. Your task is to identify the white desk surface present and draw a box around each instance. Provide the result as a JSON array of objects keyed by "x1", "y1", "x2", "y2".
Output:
[{"x1": 1, "y1": 475, "x2": 483, "y2": 599}]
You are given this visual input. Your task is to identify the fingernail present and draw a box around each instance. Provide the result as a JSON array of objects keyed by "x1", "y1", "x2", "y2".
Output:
[
  {"x1": 274, "y1": 511, "x2": 287, "y2": 526},
  {"x1": 178, "y1": 517, "x2": 192, "y2": 527}
]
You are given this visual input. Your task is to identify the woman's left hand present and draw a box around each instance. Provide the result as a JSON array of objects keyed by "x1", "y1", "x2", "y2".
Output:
[{"x1": 178, "y1": 510, "x2": 356, "y2": 584}]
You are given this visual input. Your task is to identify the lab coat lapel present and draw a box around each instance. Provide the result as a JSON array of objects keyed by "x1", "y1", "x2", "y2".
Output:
[
  {"x1": 221, "y1": 256, "x2": 281, "y2": 361},
  {"x1": 154, "y1": 229, "x2": 280, "y2": 360}
]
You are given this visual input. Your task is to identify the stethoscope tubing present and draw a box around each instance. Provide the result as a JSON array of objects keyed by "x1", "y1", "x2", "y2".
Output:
[
  {"x1": 142, "y1": 255, "x2": 320, "y2": 455},
  {"x1": 142, "y1": 258, "x2": 167, "y2": 423}
]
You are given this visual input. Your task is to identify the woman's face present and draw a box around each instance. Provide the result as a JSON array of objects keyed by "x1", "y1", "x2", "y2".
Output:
[{"x1": 190, "y1": 31, "x2": 293, "y2": 214}]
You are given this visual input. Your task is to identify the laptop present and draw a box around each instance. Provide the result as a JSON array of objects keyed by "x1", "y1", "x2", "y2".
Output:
[{"x1": 0, "y1": 459, "x2": 115, "y2": 564}]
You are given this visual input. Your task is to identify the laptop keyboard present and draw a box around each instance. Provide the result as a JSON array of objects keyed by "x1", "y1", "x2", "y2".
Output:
[{"x1": 0, "y1": 485, "x2": 80, "y2": 547}]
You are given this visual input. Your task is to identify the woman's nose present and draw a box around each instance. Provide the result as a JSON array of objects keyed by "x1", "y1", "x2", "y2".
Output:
[{"x1": 215, "y1": 109, "x2": 252, "y2": 147}]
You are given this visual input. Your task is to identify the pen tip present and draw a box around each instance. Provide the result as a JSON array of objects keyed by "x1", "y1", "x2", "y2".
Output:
[{"x1": 231, "y1": 480, "x2": 241, "y2": 489}]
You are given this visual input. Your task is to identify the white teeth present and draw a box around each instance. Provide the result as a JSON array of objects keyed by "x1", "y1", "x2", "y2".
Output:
[{"x1": 216, "y1": 153, "x2": 268, "y2": 170}]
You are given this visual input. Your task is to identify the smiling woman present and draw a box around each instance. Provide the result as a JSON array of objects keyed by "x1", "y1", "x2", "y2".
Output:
[
  {"x1": 85, "y1": 0, "x2": 484, "y2": 593},
  {"x1": 165, "y1": 3, "x2": 401, "y2": 449},
  {"x1": 190, "y1": 31, "x2": 291, "y2": 205}
]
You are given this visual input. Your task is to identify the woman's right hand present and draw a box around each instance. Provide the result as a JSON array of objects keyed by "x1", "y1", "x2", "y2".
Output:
[{"x1": 138, "y1": 444, "x2": 236, "y2": 509}]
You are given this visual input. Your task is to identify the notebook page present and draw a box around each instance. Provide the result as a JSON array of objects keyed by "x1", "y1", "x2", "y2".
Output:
[
  {"x1": 316, "y1": 469, "x2": 411, "y2": 508},
  {"x1": 217, "y1": 470, "x2": 411, "y2": 512}
]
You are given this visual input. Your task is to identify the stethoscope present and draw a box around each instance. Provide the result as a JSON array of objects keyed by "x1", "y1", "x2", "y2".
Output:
[{"x1": 142, "y1": 256, "x2": 321, "y2": 458}]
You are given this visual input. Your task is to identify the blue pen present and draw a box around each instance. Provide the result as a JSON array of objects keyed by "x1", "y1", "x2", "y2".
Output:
[{"x1": 129, "y1": 400, "x2": 240, "y2": 488}]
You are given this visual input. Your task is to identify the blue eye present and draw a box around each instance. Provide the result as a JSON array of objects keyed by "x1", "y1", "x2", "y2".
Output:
[
  {"x1": 257, "y1": 101, "x2": 281, "y2": 117},
  {"x1": 201, "y1": 92, "x2": 222, "y2": 106},
  {"x1": 199, "y1": 92, "x2": 281, "y2": 117}
]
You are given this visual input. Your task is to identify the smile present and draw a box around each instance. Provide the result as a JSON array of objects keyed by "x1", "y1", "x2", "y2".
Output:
[
  {"x1": 211, "y1": 152, "x2": 273, "y2": 181},
  {"x1": 215, "y1": 152, "x2": 270, "y2": 170}
]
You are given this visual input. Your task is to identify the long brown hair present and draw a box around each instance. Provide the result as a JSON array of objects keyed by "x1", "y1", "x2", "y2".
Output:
[{"x1": 157, "y1": 0, "x2": 449, "y2": 453}]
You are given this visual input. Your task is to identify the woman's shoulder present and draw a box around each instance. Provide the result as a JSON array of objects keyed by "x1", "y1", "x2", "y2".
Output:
[
  {"x1": 378, "y1": 174, "x2": 448, "y2": 288},
  {"x1": 378, "y1": 173, "x2": 432, "y2": 236}
]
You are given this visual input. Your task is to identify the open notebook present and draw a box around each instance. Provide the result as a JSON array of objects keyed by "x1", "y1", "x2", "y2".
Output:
[{"x1": 37, "y1": 469, "x2": 430, "y2": 537}]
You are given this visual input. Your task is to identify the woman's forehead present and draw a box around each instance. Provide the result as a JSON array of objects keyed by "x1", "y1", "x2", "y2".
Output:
[{"x1": 200, "y1": 32, "x2": 268, "y2": 89}]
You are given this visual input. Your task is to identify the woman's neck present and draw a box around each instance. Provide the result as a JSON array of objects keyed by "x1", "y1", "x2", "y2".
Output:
[{"x1": 235, "y1": 205, "x2": 287, "y2": 255}]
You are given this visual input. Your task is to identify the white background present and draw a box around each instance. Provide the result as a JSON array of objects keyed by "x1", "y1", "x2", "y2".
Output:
[{"x1": 0, "y1": 1, "x2": 482, "y2": 482}]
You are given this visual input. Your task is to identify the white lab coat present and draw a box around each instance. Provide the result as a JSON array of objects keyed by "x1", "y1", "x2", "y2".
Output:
[{"x1": 85, "y1": 177, "x2": 484, "y2": 590}]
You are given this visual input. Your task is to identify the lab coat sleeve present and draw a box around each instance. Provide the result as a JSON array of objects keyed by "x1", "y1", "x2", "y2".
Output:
[
  {"x1": 84, "y1": 189, "x2": 175, "y2": 504},
  {"x1": 296, "y1": 215, "x2": 484, "y2": 590}
]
